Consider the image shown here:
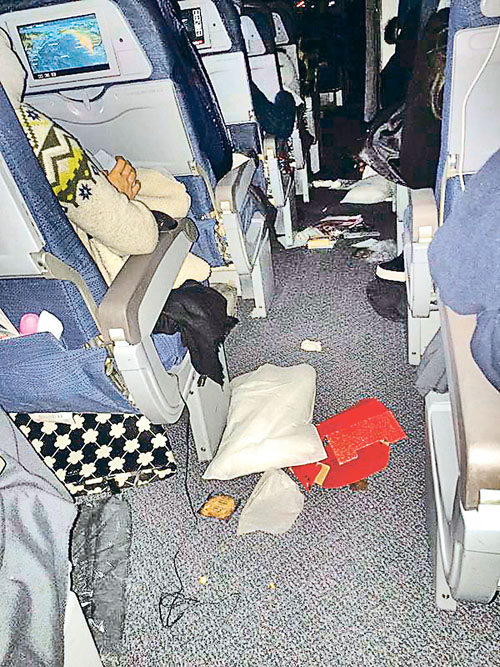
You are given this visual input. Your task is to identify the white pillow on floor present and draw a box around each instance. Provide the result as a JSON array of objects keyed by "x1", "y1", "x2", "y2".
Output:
[
  {"x1": 203, "y1": 364, "x2": 325, "y2": 480},
  {"x1": 340, "y1": 174, "x2": 392, "y2": 205}
]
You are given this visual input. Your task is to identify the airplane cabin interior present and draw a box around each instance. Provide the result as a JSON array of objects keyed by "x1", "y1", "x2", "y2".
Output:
[{"x1": 0, "y1": 0, "x2": 499, "y2": 664}]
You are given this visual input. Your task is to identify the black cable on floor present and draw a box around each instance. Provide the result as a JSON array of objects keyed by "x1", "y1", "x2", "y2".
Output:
[
  {"x1": 183, "y1": 414, "x2": 198, "y2": 522},
  {"x1": 160, "y1": 375, "x2": 240, "y2": 634}
]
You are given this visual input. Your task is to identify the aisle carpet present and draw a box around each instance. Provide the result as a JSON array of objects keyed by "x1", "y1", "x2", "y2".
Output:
[{"x1": 117, "y1": 203, "x2": 500, "y2": 666}]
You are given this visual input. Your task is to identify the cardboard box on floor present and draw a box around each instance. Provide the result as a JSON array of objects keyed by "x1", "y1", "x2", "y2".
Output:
[{"x1": 291, "y1": 398, "x2": 407, "y2": 491}]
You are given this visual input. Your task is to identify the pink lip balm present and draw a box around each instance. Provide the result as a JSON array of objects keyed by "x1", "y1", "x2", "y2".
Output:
[{"x1": 19, "y1": 313, "x2": 40, "y2": 336}]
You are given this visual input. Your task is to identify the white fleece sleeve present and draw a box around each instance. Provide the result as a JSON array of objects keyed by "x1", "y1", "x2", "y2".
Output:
[
  {"x1": 66, "y1": 171, "x2": 159, "y2": 257},
  {"x1": 134, "y1": 167, "x2": 191, "y2": 219}
]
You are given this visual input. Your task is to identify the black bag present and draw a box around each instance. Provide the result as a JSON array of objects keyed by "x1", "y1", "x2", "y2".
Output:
[{"x1": 360, "y1": 102, "x2": 406, "y2": 185}]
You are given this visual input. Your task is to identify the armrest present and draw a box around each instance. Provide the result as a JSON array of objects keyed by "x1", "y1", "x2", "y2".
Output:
[
  {"x1": 215, "y1": 158, "x2": 257, "y2": 213},
  {"x1": 410, "y1": 188, "x2": 438, "y2": 243},
  {"x1": 262, "y1": 133, "x2": 277, "y2": 160},
  {"x1": 440, "y1": 301, "x2": 500, "y2": 510},
  {"x1": 99, "y1": 217, "x2": 197, "y2": 345},
  {"x1": 262, "y1": 134, "x2": 290, "y2": 206}
]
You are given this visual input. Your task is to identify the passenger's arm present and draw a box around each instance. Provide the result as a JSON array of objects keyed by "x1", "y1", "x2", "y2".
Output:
[
  {"x1": 65, "y1": 170, "x2": 159, "y2": 257},
  {"x1": 15, "y1": 104, "x2": 159, "y2": 257}
]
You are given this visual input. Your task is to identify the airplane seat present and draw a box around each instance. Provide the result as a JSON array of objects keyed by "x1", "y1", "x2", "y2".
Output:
[
  {"x1": 0, "y1": 83, "x2": 229, "y2": 464},
  {"x1": 397, "y1": 0, "x2": 499, "y2": 365},
  {"x1": 0, "y1": 0, "x2": 275, "y2": 317},
  {"x1": 175, "y1": 0, "x2": 254, "y2": 155},
  {"x1": 267, "y1": 0, "x2": 322, "y2": 195},
  {"x1": 398, "y1": 0, "x2": 500, "y2": 609},
  {"x1": 237, "y1": 0, "x2": 298, "y2": 246},
  {"x1": 138, "y1": 0, "x2": 276, "y2": 315},
  {"x1": 176, "y1": 0, "x2": 297, "y2": 248}
]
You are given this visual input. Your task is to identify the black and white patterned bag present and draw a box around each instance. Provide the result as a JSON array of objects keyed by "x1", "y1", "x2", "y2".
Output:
[{"x1": 10, "y1": 412, "x2": 176, "y2": 496}]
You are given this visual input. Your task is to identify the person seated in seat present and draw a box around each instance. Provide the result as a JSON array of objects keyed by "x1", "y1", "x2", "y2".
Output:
[
  {"x1": 0, "y1": 29, "x2": 238, "y2": 385},
  {"x1": 0, "y1": 28, "x2": 210, "y2": 289}
]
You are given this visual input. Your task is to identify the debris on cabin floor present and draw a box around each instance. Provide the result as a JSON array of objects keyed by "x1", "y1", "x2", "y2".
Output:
[
  {"x1": 284, "y1": 215, "x2": 381, "y2": 250},
  {"x1": 339, "y1": 174, "x2": 394, "y2": 205},
  {"x1": 349, "y1": 479, "x2": 369, "y2": 492},
  {"x1": 312, "y1": 178, "x2": 361, "y2": 190},
  {"x1": 277, "y1": 225, "x2": 327, "y2": 248},
  {"x1": 290, "y1": 398, "x2": 407, "y2": 491},
  {"x1": 199, "y1": 494, "x2": 238, "y2": 521},
  {"x1": 301, "y1": 339, "x2": 323, "y2": 352},
  {"x1": 313, "y1": 216, "x2": 380, "y2": 241},
  {"x1": 237, "y1": 469, "x2": 304, "y2": 536},
  {"x1": 351, "y1": 239, "x2": 397, "y2": 264},
  {"x1": 306, "y1": 237, "x2": 336, "y2": 250},
  {"x1": 318, "y1": 213, "x2": 363, "y2": 225}
]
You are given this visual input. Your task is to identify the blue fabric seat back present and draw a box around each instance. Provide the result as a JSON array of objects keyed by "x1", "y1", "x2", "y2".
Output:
[
  {"x1": 435, "y1": 0, "x2": 499, "y2": 211},
  {"x1": 0, "y1": 87, "x2": 104, "y2": 350},
  {"x1": 0, "y1": 85, "x2": 187, "y2": 413},
  {"x1": 429, "y1": 0, "x2": 500, "y2": 392}
]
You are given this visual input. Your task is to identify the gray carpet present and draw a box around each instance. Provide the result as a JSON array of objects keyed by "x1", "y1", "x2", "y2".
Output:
[{"x1": 118, "y1": 242, "x2": 500, "y2": 667}]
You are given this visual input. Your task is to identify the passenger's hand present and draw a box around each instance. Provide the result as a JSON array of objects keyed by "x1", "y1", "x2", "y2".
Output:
[{"x1": 105, "y1": 156, "x2": 141, "y2": 199}]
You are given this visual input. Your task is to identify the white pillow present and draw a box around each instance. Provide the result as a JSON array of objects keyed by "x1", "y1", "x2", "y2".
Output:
[
  {"x1": 203, "y1": 364, "x2": 325, "y2": 480},
  {"x1": 340, "y1": 174, "x2": 392, "y2": 205}
]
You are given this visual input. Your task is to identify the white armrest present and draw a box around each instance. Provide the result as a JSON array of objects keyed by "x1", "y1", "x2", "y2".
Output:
[
  {"x1": 97, "y1": 217, "x2": 199, "y2": 424},
  {"x1": 263, "y1": 134, "x2": 286, "y2": 206},
  {"x1": 215, "y1": 158, "x2": 257, "y2": 213},
  {"x1": 411, "y1": 188, "x2": 438, "y2": 243},
  {"x1": 440, "y1": 302, "x2": 500, "y2": 510},
  {"x1": 99, "y1": 218, "x2": 197, "y2": 345},
  {"x1": 215, "y1": 159, "x2": 264, "y2": 276},
  {"x1": 404, "y1": 188, "x2": 438, "y2": 318}
]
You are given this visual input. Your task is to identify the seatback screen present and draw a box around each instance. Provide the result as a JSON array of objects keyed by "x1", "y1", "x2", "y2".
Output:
[
  {"x1": 18, "y1": 13, "x2": 110, "y2": 80},
  {"x1": 181, "y1": 8, "x2": 205, "y2": 46}
]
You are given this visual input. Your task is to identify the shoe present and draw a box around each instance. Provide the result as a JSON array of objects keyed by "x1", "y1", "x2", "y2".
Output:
[
  {"x1": 366, "y1": 278, "x2": 406, "y2": 321},
  {"x1": 375, "y1": 252, "x2": 405, "y2": 282}
]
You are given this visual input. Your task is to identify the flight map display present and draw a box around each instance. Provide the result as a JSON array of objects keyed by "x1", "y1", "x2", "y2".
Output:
[{"x1": 18, "y1": 13, "x2": 110, "y2": 79}]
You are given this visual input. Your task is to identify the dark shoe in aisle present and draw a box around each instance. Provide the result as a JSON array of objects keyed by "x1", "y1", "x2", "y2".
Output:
[
  {"x1": 366, "y1": 278, "x2": 406, "y2": 321},
  {"x1": 375, "y1": 252, "x2": 405, "y2": 282}
]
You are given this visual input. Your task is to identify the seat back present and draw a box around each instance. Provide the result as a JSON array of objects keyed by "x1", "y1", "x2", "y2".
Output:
[
  {"x1": 428, "y1": 0, "x2": 500, "y2": 510},
  {"x1": 435, "y1": 0, "x2": 500, "y2": 211},
  {"x1": 240, "y1": 2, "x2": 282, "y2": 101},
  {"x1": 0, "y1": 86, "x2": 104, "y2": 349},
  {"x1": 177, "y1": 0, "x2": 255, "y2": 131},
  {"x1": 0, "y1": 0, "x2": 234, "y2": 265},
  {"x1": 0, "y1": 72, "x2": 228, "y2": 453},
  {"x1": 0, "y1": 0, "x2": 232, "y2": 181},
  {"x1": 0, "y1": 85, "x2": 142, "y2": 413}
]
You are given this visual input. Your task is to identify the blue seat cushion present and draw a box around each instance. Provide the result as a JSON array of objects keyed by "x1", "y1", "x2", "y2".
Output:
[{"x1": 0, "y1": 331, "x2": 186, "y2": 414}]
